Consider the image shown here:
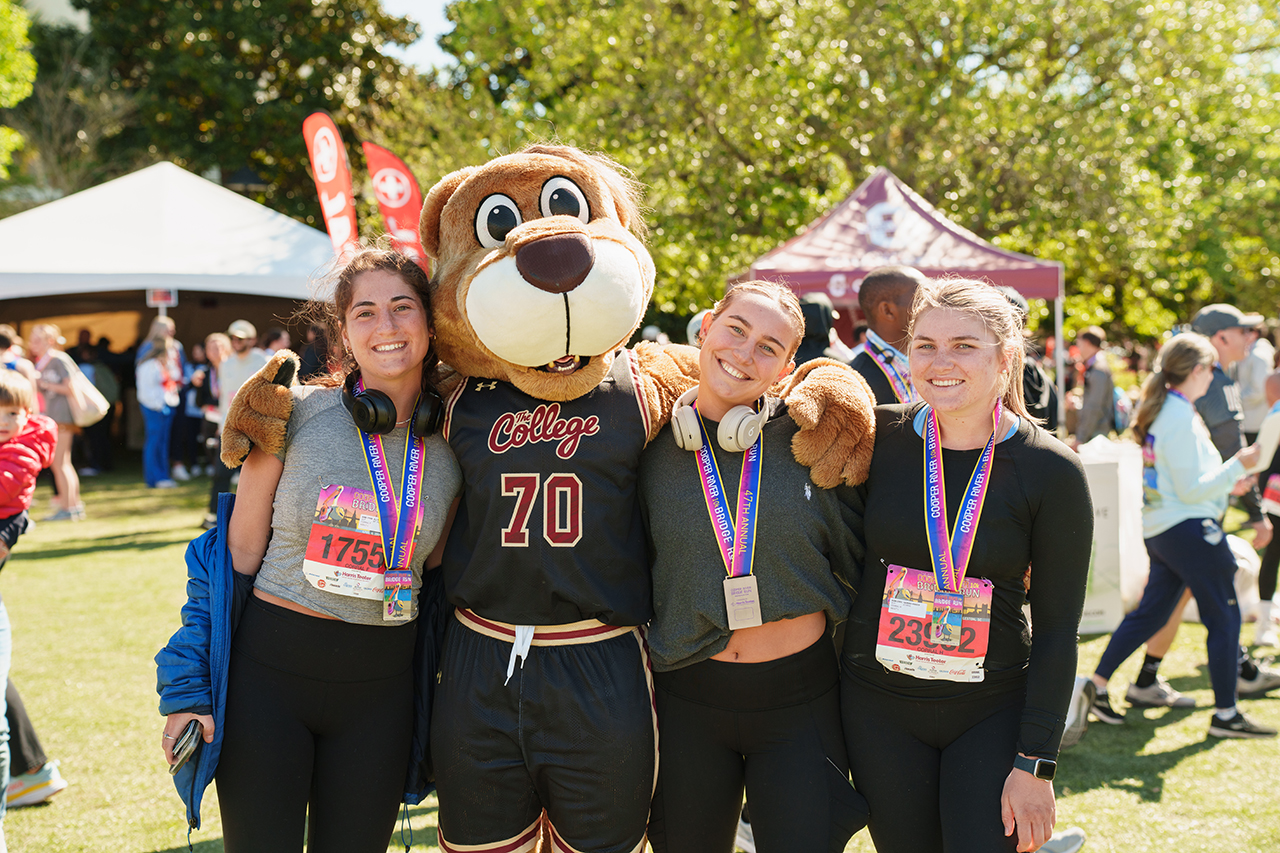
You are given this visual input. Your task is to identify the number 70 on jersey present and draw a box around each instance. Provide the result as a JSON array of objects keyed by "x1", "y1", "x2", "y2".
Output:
[{"x1": 501, "y1": 473, "x2": 584, "y2": 547}]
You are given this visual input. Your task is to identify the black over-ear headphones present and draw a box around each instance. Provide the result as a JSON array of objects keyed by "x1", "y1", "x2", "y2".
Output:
[{"x1": 342, "y1": 371, "x2": 444, "y2": 437}]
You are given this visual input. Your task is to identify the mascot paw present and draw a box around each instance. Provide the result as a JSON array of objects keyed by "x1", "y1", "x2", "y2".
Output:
[
  {"x1": 220, "y1": 350, "x2": 300, "y2": 468},
  {"x1": 780, "y1": 358, "x2": 876, "y2": 488}
]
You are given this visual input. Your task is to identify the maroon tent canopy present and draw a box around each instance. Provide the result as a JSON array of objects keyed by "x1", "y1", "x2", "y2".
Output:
[{"x1": 748, "y1": 167, "x2": 1063, "y2": 302}]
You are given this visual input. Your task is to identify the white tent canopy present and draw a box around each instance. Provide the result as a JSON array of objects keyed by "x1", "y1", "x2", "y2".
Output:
[{"x1": 0, "y1": 161, "x2": 334, "y2": 300}]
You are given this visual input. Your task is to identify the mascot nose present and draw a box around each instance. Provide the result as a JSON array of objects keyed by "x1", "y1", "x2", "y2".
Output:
[{"x1": 516, "y1": 233, "x2": 595, "y2": 294}]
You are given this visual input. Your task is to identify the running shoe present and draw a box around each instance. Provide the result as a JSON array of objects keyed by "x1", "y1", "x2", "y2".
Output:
[
  {"x1": 1125, "y1": 675, "x2": 1196, "y2": 708},
  {"x1": 1238, "y1": 664, "x2": 1280, "y2": 698},
  {"x1": 1039, "y1": 826, "x2": 1087, "y2": 853},
  {"x1": 7, "y1": 760, "x2": 69, "y2": 807},
  {"x1": 1208, "y1": 711, "x2": 1278, "y2": 739},
  {"x1": 735, "y1": 813, "x2": 755, "y2": 853},
  {"x1": 1090, "y1": 690, "x2": 1125, "y2": 725},
  {"x1": 1061, "y1": 677, "x2": 1095, "y2": 749}
]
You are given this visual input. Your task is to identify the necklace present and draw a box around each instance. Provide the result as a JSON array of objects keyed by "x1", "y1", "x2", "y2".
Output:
[{"x1": 395, "y1": 416, "x2": 412, "y2": 427}]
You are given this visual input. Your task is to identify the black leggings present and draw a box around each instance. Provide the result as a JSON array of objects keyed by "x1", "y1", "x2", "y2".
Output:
[
  {"x1": 6, "y1": 678, "x2": 47, "y2": 776},
  {"x1": 842, "y1": 674, "x2": 1024, "y2": 853},
  {"x1": 1259, "y1": 512, "x2": 1280, "y2": 602},
  {"x1": 215, "y1": 596, "x2": 416, "y2": 853},
  {"x1": 648, "y1": 638, "x2": 868, "y2": 853}
]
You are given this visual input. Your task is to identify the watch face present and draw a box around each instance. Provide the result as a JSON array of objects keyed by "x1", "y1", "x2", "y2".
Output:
[{"x1": 1034, "y1": 759, "x2": 1057, "y2": 780}]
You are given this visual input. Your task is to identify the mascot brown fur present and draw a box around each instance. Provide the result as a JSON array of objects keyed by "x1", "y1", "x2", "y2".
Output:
[{"x1": 221, "y1": 144, "x2": 874, "y2": 851}]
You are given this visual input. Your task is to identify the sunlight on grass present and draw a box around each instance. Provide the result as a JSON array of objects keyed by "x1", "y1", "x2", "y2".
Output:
[{"x1": 2, "y1": 469, "x2": 1278, "y2": 851}]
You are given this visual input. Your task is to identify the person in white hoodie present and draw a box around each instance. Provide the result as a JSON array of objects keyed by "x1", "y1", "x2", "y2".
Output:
[{"x1": 1088, "y1": 333, "x2": 1273, "y2": 739}]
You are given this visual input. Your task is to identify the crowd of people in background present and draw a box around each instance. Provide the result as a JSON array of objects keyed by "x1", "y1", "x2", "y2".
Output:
[{"x1": 1, "y1": 268, "x2": 1277, "y2": 852}]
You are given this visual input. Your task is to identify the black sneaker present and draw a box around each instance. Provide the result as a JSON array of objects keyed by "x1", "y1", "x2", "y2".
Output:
[
  {"x1": 1090, "y1": 690, "x2": 1125, "y2": 725},
  {"x1": 1208, "y1": 711, "x2": 1277, "y2": 739}
]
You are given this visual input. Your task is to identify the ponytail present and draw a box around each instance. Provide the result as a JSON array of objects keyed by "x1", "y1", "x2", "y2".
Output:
[
  {"x1": 1131, "y1": 369, "x2": 1168, "y2": 445},
  {"x1": 1132, "y1": 333, "x2": 1217, "y2": 444}
]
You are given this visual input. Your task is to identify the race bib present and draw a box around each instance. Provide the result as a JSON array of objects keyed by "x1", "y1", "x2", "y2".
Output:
[
  {"x1": 875, "y1": 565, "x2": 994, "y2": 682},
  {"x1": 302, "y1": 483, "x2": 389, "y2": 601},
  {"x1": 1263, "y1": 473, "x2": 1280, "y2": 518}
]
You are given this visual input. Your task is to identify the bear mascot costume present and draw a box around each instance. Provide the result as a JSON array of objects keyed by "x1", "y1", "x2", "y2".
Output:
[{"x1": 221, "y1": 144, "x2": 874, "y2": 853}]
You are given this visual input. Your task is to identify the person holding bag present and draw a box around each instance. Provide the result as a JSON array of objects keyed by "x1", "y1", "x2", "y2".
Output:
[
  {"x1": 26, "y1": 324, "x2": 83, "y2": 521},
  {"x1": 156, "y1": 248, "x2": 461, "y2": 852},
  {"x1": 840, "y1": 278, "x2": 1093, "y2": 853}
]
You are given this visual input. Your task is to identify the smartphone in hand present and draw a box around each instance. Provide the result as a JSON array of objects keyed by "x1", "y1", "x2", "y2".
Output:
[{"x1": 169, "y1": 720, "x2": 203, "y2": 776}]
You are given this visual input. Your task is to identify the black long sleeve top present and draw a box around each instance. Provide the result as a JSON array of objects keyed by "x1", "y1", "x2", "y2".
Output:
[{"x1": 842, "y1": 403, "x2": 1094, "y2": 759}]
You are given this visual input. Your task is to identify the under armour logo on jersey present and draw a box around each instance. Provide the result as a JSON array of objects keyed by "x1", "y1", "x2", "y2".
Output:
[{"x1": 475, "y1": 381, "x2": 498, "y2": 391}]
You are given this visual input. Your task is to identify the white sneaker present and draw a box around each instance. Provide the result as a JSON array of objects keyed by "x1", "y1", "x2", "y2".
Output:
[
  {"x1": 1061, "y1": 677, "x2": 1095, "y2": 749},
  {"x1": 734, "y1": 814, "x2": 755, "y2": 853},
  {"x1": 153, "y1": 479, "x2": 179, "y2": 489},
  {"x1": 1257, "y1": 620, "x2": 1279, "y2": 648},
  {"x1": 1040, "y1": 826, "x2": 1086, "y2": 853},
  {"x1": 171, "y1": 463, "x2": 192, "y2": 482}
]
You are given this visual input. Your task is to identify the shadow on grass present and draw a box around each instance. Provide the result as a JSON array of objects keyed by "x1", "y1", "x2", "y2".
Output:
[
  {"x1": 1058, "y1": 662, "x2": 1221, "y2": 801},
  {"x1": 147, "y1": 804, "x2": 442, "y2": 853},
  {"x1": 155, "y1": 840, "x2": 225, "y2": 853},
  {"x1": 18, "y1": 533, "x2": 200, "y2": 560}
]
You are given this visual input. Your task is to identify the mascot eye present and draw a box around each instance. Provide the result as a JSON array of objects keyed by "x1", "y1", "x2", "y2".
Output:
[
  {"x1": 475, "y1": 194, "x2": 523, "y2": 249},
  {"x1": 540, "y1": 177, "x2": 590, "y2": 223}
]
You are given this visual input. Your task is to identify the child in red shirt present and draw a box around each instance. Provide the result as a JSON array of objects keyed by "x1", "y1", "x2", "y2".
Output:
[{"x1": 0, "y1": 369, "x2": 67, "y2": 821}]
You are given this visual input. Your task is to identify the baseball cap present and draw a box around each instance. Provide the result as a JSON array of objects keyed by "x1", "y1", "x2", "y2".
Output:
[
  {"x1": 1190, "y1": 304, "x2": 1263, "y2": 337},
  {"x1": 226, "y1": 320, "x2": 257, "y2": 340}
]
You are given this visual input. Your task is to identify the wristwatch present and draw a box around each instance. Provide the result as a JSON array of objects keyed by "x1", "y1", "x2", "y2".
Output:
[{"x1": 1013, "y1": 753, "x2": 1057, "y2": 781}]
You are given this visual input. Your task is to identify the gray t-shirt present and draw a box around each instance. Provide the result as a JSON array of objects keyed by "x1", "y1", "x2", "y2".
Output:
[
  {"x1": 639, "y1": 403, "x2": 861, "y2": 671},
  {"x1": 254, "y1": 384, "x2": 462, "y2": 625}
]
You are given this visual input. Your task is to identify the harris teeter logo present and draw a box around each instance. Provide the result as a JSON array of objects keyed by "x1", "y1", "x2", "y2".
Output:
[{"x1": 488, "y1": 403, "x2": 601, "y2": 459}]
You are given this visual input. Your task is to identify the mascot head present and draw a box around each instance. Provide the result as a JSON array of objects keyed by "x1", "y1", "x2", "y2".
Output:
[{"x1": 420, "y1": 144, "x2": 656, "y2": 401}]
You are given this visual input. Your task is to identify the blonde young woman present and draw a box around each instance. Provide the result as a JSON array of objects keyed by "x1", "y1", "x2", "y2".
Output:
[
  {"x1": 26, "y1": 324, "x2": 82, "y2": 520},
  {"x1": 640, "y1": 281, "x2": 868, "y2": 853},
  {"x1": 1089, "y1": 333, "x2": 1273, "y2": 739},
  {"x1": 841, "y1": 278, "x2": 1093, "y2": 853}
]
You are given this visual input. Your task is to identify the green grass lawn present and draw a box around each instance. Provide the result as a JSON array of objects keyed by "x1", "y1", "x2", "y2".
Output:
[{"x1": 2, "y1": 469, "x2": 1279, "y2": 851}]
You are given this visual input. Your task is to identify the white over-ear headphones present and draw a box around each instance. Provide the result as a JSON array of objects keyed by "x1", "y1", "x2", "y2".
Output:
[{"x1": 671, "y1": 387, "x2": 770, "y2": 453}]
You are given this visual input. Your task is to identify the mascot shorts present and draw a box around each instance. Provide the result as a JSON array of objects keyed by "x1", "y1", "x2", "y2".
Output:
[{"x1": 432, "y1": 610, "x2": 656, "y2": 853}]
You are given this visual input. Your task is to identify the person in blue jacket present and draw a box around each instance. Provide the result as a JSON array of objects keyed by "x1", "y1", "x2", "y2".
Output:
[
  {"x1": 156, "y1": 248, "x2": 462, "y2": 851},
  {"x1": 1089, "y1": 332, "x2": 1273, "y2": 739}
]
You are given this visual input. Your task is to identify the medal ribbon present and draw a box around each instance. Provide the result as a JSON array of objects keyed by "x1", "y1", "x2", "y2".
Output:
[
  {"x1": 693, "y1": 405, "x2": 763, "y2": 578},
  {"x1": 922, "y1": 399, "x2": 1001, "y2": 593},
  {"x1": 866, "y1": 333, "x2": 916, "y2": 404},
  {"x1": 355, "y1": 378, "x2": 427, "y2": 570}
]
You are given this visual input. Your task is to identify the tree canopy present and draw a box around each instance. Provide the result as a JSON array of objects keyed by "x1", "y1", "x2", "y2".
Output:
[
  {"x1": 72, "y1": 0, "x2": 420, "y2": 224},
  {"x1": 0, "y1": 0, "x2": 36, "y2": 180},
  {"x1": 422, "y1": 0, "x2": 1280, "y2": 338},
  {"x1": 4, "y1": 0, "x2": 1277, "y2": 342}
]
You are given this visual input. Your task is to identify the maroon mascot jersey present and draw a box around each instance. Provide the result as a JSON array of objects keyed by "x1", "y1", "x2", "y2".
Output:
[{"x1": 441, "y1": 350, "x2": 653, "y2": 627}]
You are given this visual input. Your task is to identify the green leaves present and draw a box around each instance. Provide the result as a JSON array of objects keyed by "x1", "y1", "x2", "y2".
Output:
[
  {"x1": 0, "y1": 0, "x2": 36, "y2": 180},
  {"x1": 410, "y1": 0, "x2": 1280, "y2": 339}
]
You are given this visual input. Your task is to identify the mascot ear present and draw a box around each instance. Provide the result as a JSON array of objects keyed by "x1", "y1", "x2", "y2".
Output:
[{"x1": 420, "y1": 166, "x2": 477, "y2": 260}]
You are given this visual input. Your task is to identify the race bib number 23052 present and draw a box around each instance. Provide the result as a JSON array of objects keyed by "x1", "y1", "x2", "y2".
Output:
[{"x1": 875, "y1": 565, "x2": 994, "y2": 683}]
